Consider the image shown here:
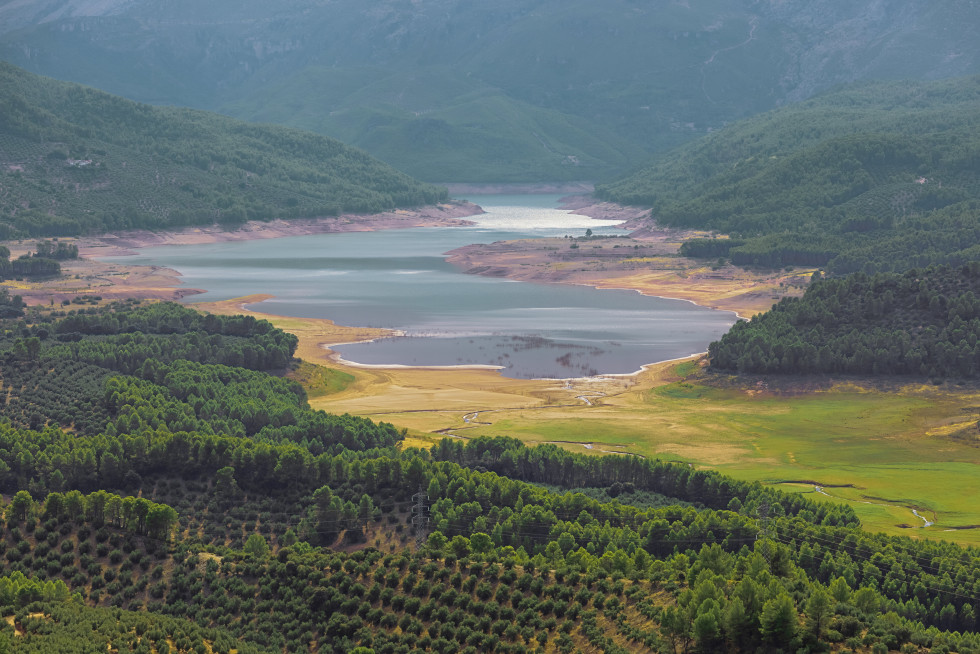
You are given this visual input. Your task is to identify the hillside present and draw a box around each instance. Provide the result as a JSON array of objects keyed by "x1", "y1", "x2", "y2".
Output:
[
  {"x1": 1, "y1": 0, "x2": 977, "y2": 182},
  {"x1": 597, "y1": 76, "x2": 980, "y2": 273},
  {"x1": 221, "y1": 67, "x2": 649, "y2": 183},
  {"x1": 0, "y1": 62, "x2": 447, "y2": 238},
  {"x1": 0, "y1": 300, "x2": 978, "y2": 652},
  {"x1": 710, "y1": 264, "x2": 980, "y2": 379}
]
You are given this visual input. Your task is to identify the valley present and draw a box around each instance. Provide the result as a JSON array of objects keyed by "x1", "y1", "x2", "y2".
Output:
[
  {"x1": 11, "y1": 192, "x2": 980, "y2": 545},
  {"x1": 2, "y1": 8, "x2": 980, "y2": 649}
]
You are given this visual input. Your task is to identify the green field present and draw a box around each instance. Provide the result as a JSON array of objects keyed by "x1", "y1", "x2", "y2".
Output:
[
  {"x1": 446, "y1": 370, "x2": 980, "y2": 545},
  {"x1": 287, "y1": 360, "x2": 355, "y2": 399}
]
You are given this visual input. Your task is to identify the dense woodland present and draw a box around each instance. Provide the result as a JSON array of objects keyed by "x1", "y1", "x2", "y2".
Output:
[
  {"x1": 598, "y1": 76, "x2": 980, "y2": 274},
  {"x1": 710, "y1": 264, "x2": 980, "y2": 378},
  {"x1": 0, "y1": 301, "x2": 975, "y2": 652},
  {"x1": 0, "y1": 62, "x2": 448, "y2": 239}
]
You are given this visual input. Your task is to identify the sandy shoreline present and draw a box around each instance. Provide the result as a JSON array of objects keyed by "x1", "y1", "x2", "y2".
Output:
[
  {"x1": 77, "y1": 200, "x2": 483, "y2": 258},
  {"x1": 2, "y1": 201, "x2": 482, "y2": 306}
]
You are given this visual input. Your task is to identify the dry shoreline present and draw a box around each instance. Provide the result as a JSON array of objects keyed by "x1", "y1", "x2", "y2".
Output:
[
  {"x1": 4, "y1": 193, "x2": 804, "y2": 318},
  {"x1": 3, "y1": 202, "x2": 482, "y2": 306},
  {"x1": 2, "y1": 193, "x2": 805, "y2": 373},
  {"x1": 1, "y1": 193, "x2": 806, "y2": 356},
  {"x1": 446, "y1": 195, "x2": 814, "y2": 318},
  {"x1": 77, "y1": 201, "x2": 482, "y2": 257}
]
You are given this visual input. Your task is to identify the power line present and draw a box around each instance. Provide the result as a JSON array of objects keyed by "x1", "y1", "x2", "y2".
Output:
[
  {"x1": 771, "y1": 531, "x2": 980, "y2": 605},
  {"x1": 411, "y1": 486, "x2": 430, "y2": 550}
]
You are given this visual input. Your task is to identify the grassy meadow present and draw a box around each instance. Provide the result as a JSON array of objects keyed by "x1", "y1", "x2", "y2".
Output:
[{"x1": 446, "y1": 372, "x2": 980, "y2": 545}]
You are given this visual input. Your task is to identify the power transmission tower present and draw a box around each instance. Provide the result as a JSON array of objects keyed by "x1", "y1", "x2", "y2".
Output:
[
  {"x1": 411, "y1": 485, "x2": 429, "y2": 549},
  {"x1": 756, "y1": 501, "x2": 776, "y2": 568}
]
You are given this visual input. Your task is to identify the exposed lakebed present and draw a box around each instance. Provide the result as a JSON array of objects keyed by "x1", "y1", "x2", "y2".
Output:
[{"x1": 104, "y1": 195, "x2": 736, "y2": 378}]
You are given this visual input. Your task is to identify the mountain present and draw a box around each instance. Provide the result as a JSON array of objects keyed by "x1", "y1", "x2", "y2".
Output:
[
  {"x1": 1, "y1": 0, "x2": 977, "y2": 182},
  {"x1": 221, "y1": 67, "x2": 648, "y2": 183},
  {"x1": 596, "y1": 75, "x2": 980, "y2": 273},
  {"x1": 0, "y1": 62, "x2": 447, "y2": 238}
]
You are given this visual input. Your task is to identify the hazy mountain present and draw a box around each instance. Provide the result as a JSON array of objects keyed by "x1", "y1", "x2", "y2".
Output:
[
  {"x1": 0, "y1": 62, "x2": 446, "y2": 237},
  {"x1": 1, "y1": 0, "x2": 977, "y2": 182}
]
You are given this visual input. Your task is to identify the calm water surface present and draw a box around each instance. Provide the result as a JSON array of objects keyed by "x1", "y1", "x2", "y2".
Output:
[{"x1": 106, "y1": 195, "x2": 736, "y2": 378}]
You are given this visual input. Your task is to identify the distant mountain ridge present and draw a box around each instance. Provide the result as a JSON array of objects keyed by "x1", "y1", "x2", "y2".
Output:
[
  {"x1": 0, "y1": 62, "x2": 447, "y2": 238},
  {"x1": 1, "y1": 0, "x2": 977, "y2": 182}
]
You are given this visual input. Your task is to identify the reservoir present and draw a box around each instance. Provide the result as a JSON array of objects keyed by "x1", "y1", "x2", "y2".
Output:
[{"x1": 107, "y1": 195, "x2": 736, "y2": 378}]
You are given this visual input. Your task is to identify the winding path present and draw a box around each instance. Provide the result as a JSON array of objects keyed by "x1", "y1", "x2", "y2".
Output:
[
  {"x1": 700, "y1": 17, "x2": 759, "y2": 103},
  {"x1": 814, "y1": 485, "x2": 937, "y2": 529}
]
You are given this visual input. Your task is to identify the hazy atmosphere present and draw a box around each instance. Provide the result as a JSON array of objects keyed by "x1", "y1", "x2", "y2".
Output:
[{"x1": 1, "y1": 1, "x2": 979, "y2": 653}]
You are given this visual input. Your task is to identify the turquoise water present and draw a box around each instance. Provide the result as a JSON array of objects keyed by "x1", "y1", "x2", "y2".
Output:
[{"x1": 105, "y1": 195, "x2": 736, "y2": 378}]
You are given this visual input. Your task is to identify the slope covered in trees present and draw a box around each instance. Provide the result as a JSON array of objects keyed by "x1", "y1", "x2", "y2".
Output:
[
  {"x1": 0, "y1": 301, "x2": 979, "y2": 652},
  {"x1": 0, "y1": 62, "x2": 447, "y2": 238},
  {"x1": 2, "y1": 1, "x2": 978, "y2": 182},
  {"x1": 0, "y1": 301, "x2": 400, "y2": 453},
  {"x1": 2, "y1": 422, "x2": 979, "y2": 652},
  {"x1": 709, "y1": 264, "x2": 980, "y2": 377},
  {"x1": 598, "y1": 76, "x2": 980, "y2": 273}
]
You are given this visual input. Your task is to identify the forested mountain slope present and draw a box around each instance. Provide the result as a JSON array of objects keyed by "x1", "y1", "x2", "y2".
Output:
[
  {"x1": 221, "y1": 66, "x2": 650, "y2": 184},
  {"x1": 1, "y1": 0, "x2": 977, "y2": 182},
  {"x1": 0, "y1": 301, "x2": 978, "y2": 652},
  {"x1": 710, "y1": 264, "x2": 980, "y2": 378},
  {"x1": 0, "y1": 62, "x2": 447, "y2": 238},
  {"x1": 598, "y1": 76, "x2": 980, "y2": 273}
]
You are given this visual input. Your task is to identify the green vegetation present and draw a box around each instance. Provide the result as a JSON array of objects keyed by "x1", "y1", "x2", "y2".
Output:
[
  {"x1": 0, "y1": 245, "x2": 61, "y2": 280},
  {"x1": 451, "y1": 375, "x2": 980, "y2": 542},
  {"x1": 0, "y1": 288, "x2": 25, "y2": 318},
  {"x1": 224, "y1": 67, "x2": 648, "y2": 183},
  {"x1": 0, "y1": 301, "x2": 978, "y2": 652},
  {"x1": 4, "y1": 3, "x2": 980, "y2": 649},
  {"x1": 5, "y1": 1, "x2": 977, "y2": 182},
  {"x1": 711, "y1": 264, "x2": 980, "y2": 377},
  {"x1": 290, "y1": 360, "x2": 356, "y2": 399},
  {"x1": 598, "y1": 76, "x2": 980, "y2": 273},
  {"x1": 0, "y1": 62, "x2": 447, "y2": 238},
  {"x1": 0, "y1": 572, "x2": 266, "y2": 653}
]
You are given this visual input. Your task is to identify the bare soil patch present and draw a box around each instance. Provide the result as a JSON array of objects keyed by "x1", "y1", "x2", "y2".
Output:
[{"x1": 446, "y1": 233, "x2": 812, "y2": 318}]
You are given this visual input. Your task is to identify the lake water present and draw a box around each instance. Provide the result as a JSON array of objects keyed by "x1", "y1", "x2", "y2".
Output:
[{"x1": 106, "y1": 194, "x2": 736, "y2": 378}]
